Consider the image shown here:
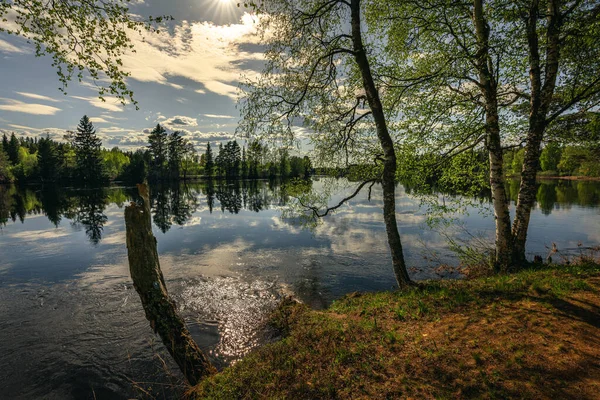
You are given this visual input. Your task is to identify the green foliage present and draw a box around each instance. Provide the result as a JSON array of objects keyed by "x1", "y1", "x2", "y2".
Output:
[
  {"x1": 102, "y1": 147, "x2": 130, "y2": 180},
  {"x1": 0, "y1": 148, "x2": 13, "y2": 183},
  {"x1": 558, "y1": 146, "x2": 600, "y2": 177},
  {"x1": 122, "y1": 149, "x2": 149, "y2": 183},
  {"x1": 540, "y1": 142, "x2": 562, "y2": 172},
  {"x1": 215, "y1": 140, "x2": 242, "y2": 179},
  {"x1": 37, "y1": 135, "x2": 60, "y2": 182},
  {"x1": 438, "y1": 151, "x2": 489, "y2": 196},
  {"x1": 512, "y1": 149, "x2": 525, "y2": 176}
]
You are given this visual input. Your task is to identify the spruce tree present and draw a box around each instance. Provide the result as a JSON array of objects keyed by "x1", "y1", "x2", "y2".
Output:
[
  {"x1": 168, "y1": 131, "x2": 185, "y2": 179},
  {"x1": 37, "y1": 135, "x2": 59, "y2": 182},
  {"x1": 147, "y1": 124, "x2": 168, "y2": 180},
  {"x1": 74, "y1": 115, "x2": 105, "y2": 184},
  {"x1": 216, "y1": 143, "x2": 224, "y2": 177},
  {"x1": 241, "y1": 147, "x2": 248, "y2": 178},
  {"x1": 231, "y1": 140, "x2": 241, "y2": 178},
  {"x1": 205, "y1": 142, "x2": 214, "y2": 177},
  {"x1": 1, "y1": 134, "x2": 8, "y2": 153},
  {"x1": 7, "y1": 133, "x2": 20, "y2": 165}
]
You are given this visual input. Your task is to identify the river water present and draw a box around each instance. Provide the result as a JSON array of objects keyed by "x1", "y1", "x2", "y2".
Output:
[{"x1": 0, "y1": 178, "x2": 598, "y2": 399}]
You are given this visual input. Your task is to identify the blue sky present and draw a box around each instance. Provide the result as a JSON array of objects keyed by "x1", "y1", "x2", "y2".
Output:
[{"x1": 0, "y1": 0, "x2": 262, "y2": 152}]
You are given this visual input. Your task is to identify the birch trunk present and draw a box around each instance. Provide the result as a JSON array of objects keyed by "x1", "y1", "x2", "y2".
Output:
[
  {"x1": 473, "y1": 0, "x2": 513, "y2": 271},
  {"x1": 350, "y1": 0, "x2": 412, "y2": 287},
  {"x1": 512, "y1": 0, "x2": 561, "y2": 262}
]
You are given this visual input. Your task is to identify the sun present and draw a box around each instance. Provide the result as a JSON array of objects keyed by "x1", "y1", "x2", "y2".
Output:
[{"x1": 201, "y1": 0, "x2": 243, "y2": 24}]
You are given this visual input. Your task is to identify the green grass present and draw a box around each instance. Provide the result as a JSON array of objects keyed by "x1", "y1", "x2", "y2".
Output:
[{"x1": 190, "y1": 261, "x2": 600, "y2": 399}]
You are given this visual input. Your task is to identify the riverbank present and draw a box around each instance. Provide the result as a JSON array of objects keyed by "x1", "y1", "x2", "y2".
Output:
[
  {"x1": 191, "y1": 261, "x2": 600, "y2": 399},
  {"x1": 537, "y1": 175, "x2": 600, "y2": 181},
  {"x1": 504, "y1": 173, "x2": 600, "y2": 181}
]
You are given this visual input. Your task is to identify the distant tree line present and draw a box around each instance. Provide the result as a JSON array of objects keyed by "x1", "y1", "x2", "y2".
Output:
[
  {"x1": 504, "y1": 143, "x2": 600, "y2": 178},
  {"x1": 206, "y1": 139, "x2": 313, "y2": 180},
  {"x1": 0, "y1": 119, "x2": 314, "y2": 185}
]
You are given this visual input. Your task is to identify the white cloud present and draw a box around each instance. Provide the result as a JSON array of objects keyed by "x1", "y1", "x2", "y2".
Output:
[
  {"x1": 163, "y1": 115, "x2": 198, "y2": 128},
  {"x1": 70, "y1": 96, "x2": 125, "y2": 112},
  {"x1": 89, "y1": 117, "x2": 110, "y2": 124},
  {"x1": 0, "y1": 98, "x2": 61, "y2": 115},
  {"x1": 203, "y1": 113, "x2": 236, "y2": 119},
  {"x1": 3, "y1": 125, "x2": 68, "y2": 141},
  {"x1": 121, "y1": 13, "x2": 262, "y2": 100},
  {"x1": 0, "y1": 38, "x2": 27, "y2": 54},
  {"x1": 15, "y1": 92, "x2": 61, "y2": 103}
]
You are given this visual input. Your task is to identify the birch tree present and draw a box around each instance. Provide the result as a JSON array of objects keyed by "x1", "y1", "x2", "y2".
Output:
[
  {"x1": 371, "y1": 0, "x2": 600, "y2": 270},
  {"x1": 240, "y1": 0, "x2": 413, "y2": 287}
]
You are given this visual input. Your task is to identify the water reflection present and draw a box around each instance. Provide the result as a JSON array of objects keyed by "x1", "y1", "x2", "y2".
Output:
[
  {"x1": 1, "y1": 178, "x2": 599, "y2": 239},
  {"x1": 0, "y1": 178, "x2": 599, "y2": 399}
]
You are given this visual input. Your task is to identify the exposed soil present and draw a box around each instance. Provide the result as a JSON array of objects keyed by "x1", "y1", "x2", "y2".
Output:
[{"x1": 191, "y1": 265, "x2": 600, "y2": 399}]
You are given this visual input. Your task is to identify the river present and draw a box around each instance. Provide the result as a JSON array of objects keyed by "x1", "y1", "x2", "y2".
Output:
[{"x1": 0, "y1": 178, "x2": 598, "y2": 399}]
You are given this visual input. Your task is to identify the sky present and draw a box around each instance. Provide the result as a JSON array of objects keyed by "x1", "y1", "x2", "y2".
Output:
[{"x1": 0, "y1": 0, "x2": 264, "y2": 152}]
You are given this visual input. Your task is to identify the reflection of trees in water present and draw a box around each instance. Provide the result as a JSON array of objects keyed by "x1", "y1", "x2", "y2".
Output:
[
  {"x1": 40, "y1": 187, "x2": 72, "y2": 226},
  {"x1": 204, "y1": 180, "x2": 215, "y2": 213},
  {"x1": 150, "y1": 183, "x2": 201, "y2": 233},
  {"x1": 205, "y1": 180, "x2": 283, "y2": 214},
  {"x1": 0, "y1": 185, "x2": 113, "y2": 244},
  {"x1": 0, "y1": 186, "x2": 43, "y2": 225},
  {"x1": 2, "y1": 179, "x2": 597, "y2": 234},
  {"x1": 243, "y1": 180, "x2": 265, "y2": 212},
  {"x1": 171, "y1": 185, "x2": 198, "y2": 226},
  {"x1": 72, "y1": 189, "x2": 108, "y2": 245},
  {"x1": 152, "y1": 188, "x2": 172, "y2": 233},
  {"x1": 536, "y1": 182, "x2": 558, "y2": 215},
  {"x1": 216, "y1": 181, "x2": 242, "y2": 214}
]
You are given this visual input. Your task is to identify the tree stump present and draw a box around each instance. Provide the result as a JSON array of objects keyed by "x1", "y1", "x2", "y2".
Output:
[{"x1": 124, "y1": 184, "x2": 215, "y2": 385}]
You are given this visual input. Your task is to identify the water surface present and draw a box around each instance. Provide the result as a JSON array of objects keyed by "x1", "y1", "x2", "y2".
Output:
[{"x1": 0, "y1": 178, "x2": 598, "y2": 399}]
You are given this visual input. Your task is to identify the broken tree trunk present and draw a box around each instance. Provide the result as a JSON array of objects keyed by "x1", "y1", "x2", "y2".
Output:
[{"x1": 124, "y1": 184, "x2": 215, "y2": 385}]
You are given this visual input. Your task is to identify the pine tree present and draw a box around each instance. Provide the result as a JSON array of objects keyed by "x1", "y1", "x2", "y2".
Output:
[
  {"x1": 74, "y1": 115, "x2": 105, "y2": 184},
  {"x1": 241, "y1": 147, "x2": 248, "y2": 178},
  {"x1": 205, "y1": 142, "x2": 214, "y2": 177},
  {"x1": 168, "y1": 131, "x2": 185, "y2": 179},
  {"x1": 147, "y1": 124, "x2": 168, "y2": 180},
  {"x1": 7, "y1": 133, "x2": 20, "y2": 165},
  {"x1": 1, "y1": 134, "x2": 8, "y2": 153},
  {"x1": 37, "y1": 135, "x2": 59, "y2": 182},
  {"x1": 231, "y1": 140, "x2": 241, "y2": 178},
  {"x1": 216, "y1": 143, "x2": 224, "y2": 177}
]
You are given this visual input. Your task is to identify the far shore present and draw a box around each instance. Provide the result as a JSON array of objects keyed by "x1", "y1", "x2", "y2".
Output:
[
  {"x1": 537, "y1": 175, "x2": 600, "y2": 181},
  {"x1": 503, "y1": 174, "x2": 600, "y2": 182}
]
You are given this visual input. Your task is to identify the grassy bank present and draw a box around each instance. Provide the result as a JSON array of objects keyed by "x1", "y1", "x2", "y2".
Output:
[{"x1": 191, "y1": 262, "x2": 600, "y2": 399}]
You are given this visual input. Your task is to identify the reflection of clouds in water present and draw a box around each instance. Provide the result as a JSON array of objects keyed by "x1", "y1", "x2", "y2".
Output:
[
  {"x1": 182, "y1": 216, "x2": 202, "y2": 227},
  {"x1": 166, "y1": 238, "x2": 251, "y2": 278},
  {"x1": 0, "y1": 262, "x2": 12, "y2": 274},
  {"x1": 314, "y1": 219, "x2": 384, "y2": 256},
  {"x1": 100, "y1": 231, "x2": 127, "y2": 246},
  {"x1": 7, "y1": 228, "x2": 71, "y2": 240},
  {"x1": 270, "y1": 215, "x2": 302, "y2": 234}
]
